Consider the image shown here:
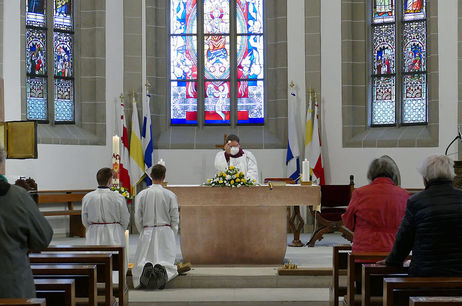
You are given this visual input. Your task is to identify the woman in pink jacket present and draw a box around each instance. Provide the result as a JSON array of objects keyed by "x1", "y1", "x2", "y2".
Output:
[{"x1": 342, "y1": 156, "x2": 410, "y2": 253}]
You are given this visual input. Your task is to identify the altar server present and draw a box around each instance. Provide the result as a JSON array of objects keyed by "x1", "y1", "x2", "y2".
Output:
[
  {"x1": 82, "y1": 167, "x2": 130, "y2": 246},
  {"x1": 214, "y1": 134, "x2": 259, "y2": 183},
  {"x1": 0, "y1": 145, "x2": 53, "y2": 298},
  {"x1": 132, "y1": 164, "x2": 180, "y2": 289}
]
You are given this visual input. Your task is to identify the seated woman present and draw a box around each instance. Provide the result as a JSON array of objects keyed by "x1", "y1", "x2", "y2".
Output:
[{"x1": 342, "y1": 156, "x2": 410, "y2": 253}]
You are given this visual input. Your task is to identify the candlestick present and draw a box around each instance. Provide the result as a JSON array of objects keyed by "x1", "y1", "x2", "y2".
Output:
[
  {"x1": 302, "y1": 159, "x2": 310, "y2": 182},
  {"x1": 125, "y1": 230, "x2": 129, "y2": 260}
]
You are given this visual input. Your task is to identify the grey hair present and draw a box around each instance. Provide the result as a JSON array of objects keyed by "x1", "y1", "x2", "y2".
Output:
[
  {"x1": 418, "y1": 154, "x2": 454, "y2": 181},
  {"x1": 0, "y1": 145, "x2": 6, "y2": 164},
  {"x1": 367, "y1": 156, "x2": 401, "y2": 184}
]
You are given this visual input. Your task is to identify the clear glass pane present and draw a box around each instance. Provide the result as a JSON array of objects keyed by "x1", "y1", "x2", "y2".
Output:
[
  {"x1": 237, "y1": 35, "x2": 264, "y2": 79},
  {"x1": 27, "y1": 77, "x2": 48, "y2": 120},
  {"x1": 26, "y1": 29, "x2": 47, "y2": 76},
  {"x1": 170, "y1": 35, "x2": 197, "y2": 80},
  {"x1": 26, "y1": 0, "x2": 47, "y2": 27},
  {"x1": 404, "y1": 0, "x2": 426, "y2": 21},
  {"x1": 373, "y1": 24, "x2": 395, "y2": 75},
  {"x1": 53, "y1": 32, "x2": 73, "y2": 77},
  {"x1": 237, "y1": 80, "x2": 264, "y2": 124},
  {"x1": 204, "y1": 81, "x2": 230, "y2": 124},
  {"x1": 403, "y1": 74, "x2": 427, "y2": 123},
  {"x1": 170, "y1": 0, "x2": 197, "y2": 34},
  {"x1": 372, "y1": 76, "x2": 396, "y2": 125},
  {"x1": 203, "y1": 0, "x2": 229, "y2": 34},
  {"x1": 403, "y1": 21, "x2": 426, "y2": 73},
  {"x1": 373, "y1": 0, "x2": 394, "y2": 23},
  {"x1": 54, "y1": 0, "x2": 73, "y2": 31},
  {"x1": 236, "y1": 0, "x2": 263, "y2": 34},
  {"x1": 54, "y1": 79, "x2": 74, "y2": 122},
  {"x1": 171, "y1": 80, "x2": 198, "y2": 124},
  {"x1": 204, "y1": 35, "x2": 230, "y2": 79}
]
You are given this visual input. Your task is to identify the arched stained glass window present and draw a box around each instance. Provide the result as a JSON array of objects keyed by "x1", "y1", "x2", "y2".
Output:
[
  {"x1": 26, "y1": 0, "x2": 74, "y2": 123},
  {"x1": 169, "y1": 0, "x2": 264, "y2": 125},
  {"x1": 371, "y1": 0, "x2": 427, "y2": 125}
]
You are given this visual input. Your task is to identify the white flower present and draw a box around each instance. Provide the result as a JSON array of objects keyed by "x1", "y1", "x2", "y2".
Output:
[
  {"x1": 226, "y1": 175, "x2": 231, "y2": 180},
  {"x1": 232, "y1": 175, "x2": 236, "y2": 179}
]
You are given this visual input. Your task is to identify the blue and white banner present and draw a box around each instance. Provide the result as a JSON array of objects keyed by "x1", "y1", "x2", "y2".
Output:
[
  {"x1": 286, "y1": 89, "x2": 300, "y2": 182},
  {"x1": 142, "y1": 92, "x2": 154, "y2": 185}
]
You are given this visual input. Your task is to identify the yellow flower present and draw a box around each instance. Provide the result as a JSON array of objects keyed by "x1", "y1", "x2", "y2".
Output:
[
  {"x1": 207, "y1": 179, "x2": 211, "y2": 183},
  {"x1": 219, "y1": 172, "x2": 223, "y2": 176},
  {"x1": 231, "y1": 180, "x2": 234, "y2": 184},
  {"x1": 120, "y1": 187, "x2": 125, "y2": 191},
  {"x1": 242, "y1": 178, "x2": 246, "y2": 183},
  {"x1": 229, "y1": 165, "x2": 235, "y2": 170},
  {"x1": 235, "y1": 173, "x2": 239, "y2": 178},
  {"x1": 252, "y1": 179, "x2": 256, "y2": 183},
  {"x1": 239, "y1": 172, "x2": 244, "y2": 176},
  {"x1": 122, "y1": 192, "x2": 127, "y2": 196},
  {"x1": 236, "y1": 178, "x2": 240, "y2": 182},
  {"x1": 219, "y1": 180, "x2": 223, "y2": 184}
]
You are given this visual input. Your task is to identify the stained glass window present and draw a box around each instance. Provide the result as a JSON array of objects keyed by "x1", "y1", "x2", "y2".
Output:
[
  {"x1": 371, "y1": 0, "x2": 427, "y2": 125},
  {"x1": 26, "y1": 0, "x2": 74, "y2": 123},
  {"x1": 169, "y1": 0, "x2": 264, "y2": 125}
]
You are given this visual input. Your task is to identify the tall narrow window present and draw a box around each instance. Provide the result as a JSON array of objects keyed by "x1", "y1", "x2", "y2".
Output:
[
  {"x1": 26, "y1": 0, "x2": 74, "y2": 123},
  {"x1": 371, "y1": 0, "x2": 427, "y2": 125},
  {"x1": 169, "y1": 0, "x2": 264, "y2": 125}
]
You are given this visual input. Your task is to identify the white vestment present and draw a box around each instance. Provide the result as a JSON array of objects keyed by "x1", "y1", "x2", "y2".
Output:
[
  {"x1": 81, "y1": 188, "x2": 130, "y2": 246},
  {"x1": 132, "y1": 184, "x2": 180, "y2": 288},
  {"x1": 214, "y1": 150, "x2": 259, "y2": 183}
]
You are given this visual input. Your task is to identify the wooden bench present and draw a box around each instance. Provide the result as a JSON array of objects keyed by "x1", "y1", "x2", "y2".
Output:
[
  {"x1": 34, "y1": 279, "x2": 75, "y2": 306},
  {"x1": 383, "y1": 277, "x2": 462, "y2": 306},
  {"x1": 361, "y1": 263, "x2": 409, "y2": 306},
  {"x1": 31, "y1": 264, "x2": 97, "y2": 306},
  {"x1": 331, "y1": 245, "x2": 351, "y2": 306},
  {"x1": 30, "y1": 253, "x2": 113, "y2": 306},
  {"x1": 344, "y1": 252, "x2": 391, "y2": 306},
  {"x1": 410, "y1": 296, "x2": 462, "y2": 305},
  {"x1": 0, "y1": 299, "x2": 46, "y2": 306},
  {"x1": 37, "y1": 190, "x2": 92, "y2": 237},
  {"x1": 44, "y1": 245, "x2": 127, "y2": 306}
]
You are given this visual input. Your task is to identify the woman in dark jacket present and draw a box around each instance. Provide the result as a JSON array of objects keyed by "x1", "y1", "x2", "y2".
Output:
[{"x1": 381, "y1": 154, "x2": 462, "y2": 276}]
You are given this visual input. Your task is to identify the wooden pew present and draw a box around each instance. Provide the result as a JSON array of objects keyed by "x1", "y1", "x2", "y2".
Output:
[
  {"x1": 410, "y1": 296, "x2": 462, "y2": 305},
  {"x1": 383, "y1": 277, "x2": 462, "y2": 306},
  {"x1": 361, "y1": 263, "x2": 409, "y2": 306},
  {"x1": 330, "y1": 245, "x2": 351, "y2": 306},
  {"x1": 31, "y1": 264, "x2": 97, "y2": 306},
  {"x1": 344, "y1": 252, "x2": 390, "y2": 306},
  {"x1": 30, "y1": 253, "x2": 113, "y2": 306},
  {"x1": 44, "y1": 245, "x2": 127, "y2": 306},
  {"x1": 34, "y1": 279, "x2": 75, "y2": 306},
  {"x1": 37, "y1": 190, "x2": 92, "y2": 237},
  {"x1": 0, "y1": 299, "x2": 46, "y2": 306}
]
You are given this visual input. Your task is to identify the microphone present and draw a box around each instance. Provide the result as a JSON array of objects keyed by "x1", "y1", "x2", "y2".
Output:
[{"x1": 444, "y1": 128, "x2": 462, "y2": 156}]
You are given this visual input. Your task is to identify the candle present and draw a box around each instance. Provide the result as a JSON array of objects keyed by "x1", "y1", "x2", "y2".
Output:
[
  {"x1": 125, "y1": 230, "x2": 129, "y2": 260},
  {"x1": 112, "y1": 135, "x2": 120, "y2": 155},
  {"x1": 112, "y1": 136, "x2": 120, "y2": 186},
  {"x1": 302, "y1": 159, "x2": 310, "y2": 182}
]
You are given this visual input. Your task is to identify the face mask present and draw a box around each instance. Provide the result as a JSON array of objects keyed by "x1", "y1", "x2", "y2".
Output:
[{"x1": 230, "y1": 146, "x2": 240, "y2": 155}]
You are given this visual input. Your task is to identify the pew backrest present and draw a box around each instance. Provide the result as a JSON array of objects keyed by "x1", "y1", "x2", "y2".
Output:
[
  {"x1": 0, "y1": 299, "x2": 46, "y2": 306},
  {"x1": 34, "y1": 278, "x2": 75, "y2": 306},
  {"x1": 331, "y1": 245, "x2": 352, "y2": 306},
  {"x1": 410, "y1": 296, "x2": 462, "y2": 305}
]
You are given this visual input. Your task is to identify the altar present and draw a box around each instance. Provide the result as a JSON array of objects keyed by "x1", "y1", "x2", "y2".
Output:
[{"x1": 166, "y1": 185, "x2": 321, "y2": 264}]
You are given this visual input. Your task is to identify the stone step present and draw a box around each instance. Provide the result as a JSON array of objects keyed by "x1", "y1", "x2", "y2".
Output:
[
  {"x1": 128, "y1": 267, "x2": 332, "y2": 289},
  {"x1": 129, "y1": 287, "x2": 330, "y2": 305}
]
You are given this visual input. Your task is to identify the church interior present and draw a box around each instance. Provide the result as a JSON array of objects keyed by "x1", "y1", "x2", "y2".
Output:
[{"x1": 2, "y1": 0, "x2": 462, "y2": 305}]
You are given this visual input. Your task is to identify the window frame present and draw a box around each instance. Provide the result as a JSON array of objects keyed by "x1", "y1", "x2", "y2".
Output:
[
  {"x1": 369, "y1": 0, "x2": 428, "y2": 127},
  {"x1": 25, "y1": 0, "x2": 75, "y2": 124},
  {"x1": 168, "y1": 0, "x2": 265, "y2": 127}
]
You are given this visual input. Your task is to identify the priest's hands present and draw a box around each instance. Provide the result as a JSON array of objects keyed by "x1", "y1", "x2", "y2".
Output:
[{"x1": 224, "y1": 141, "x2": 231, "y2": 154}]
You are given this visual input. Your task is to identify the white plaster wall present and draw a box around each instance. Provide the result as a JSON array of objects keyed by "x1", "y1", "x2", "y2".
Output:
[
  {"x1": 321, "y1": 0, "x2": 458, "y2": 188},
  {"x1": 2, "y1": 0, "x2": 124, "y2": 190}
]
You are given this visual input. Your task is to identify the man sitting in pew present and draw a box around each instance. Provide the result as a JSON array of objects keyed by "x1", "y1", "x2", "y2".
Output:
[
  {"x1": 132, "y1": 164, "x2": 180, "y2": 290},
  {"x1": 0, "y1": 145, "x2": 53, "y2": 298},
  {"x1": 378, "y1": 155, "x2": 462, "y2": 276},
  {"x1": 82, "y1": 167, "x2": 130, "y2": 247}
]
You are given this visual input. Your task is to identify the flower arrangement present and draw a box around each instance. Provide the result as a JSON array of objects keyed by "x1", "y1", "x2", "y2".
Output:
[
  {"x1": 204, "y1": 165, "x2": 256, "y2": 187},
  {"x1": 110, "y1": 186, "x2": 133, "y2": 200}
]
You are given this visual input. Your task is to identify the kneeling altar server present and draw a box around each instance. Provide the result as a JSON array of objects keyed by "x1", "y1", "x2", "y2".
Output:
[{"x1": 132, "y1": 164, "x2": 180, "y2": 289}]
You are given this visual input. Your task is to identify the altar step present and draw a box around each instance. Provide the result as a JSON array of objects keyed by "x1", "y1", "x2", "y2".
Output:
[{"x1": 129, "y1": 287, "x2": 329, "y2": 305}]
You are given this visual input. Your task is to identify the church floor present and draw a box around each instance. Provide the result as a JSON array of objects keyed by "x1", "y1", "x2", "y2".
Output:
[{"x1": 51, "y1": 233, "x2": 350, "y2": 305}]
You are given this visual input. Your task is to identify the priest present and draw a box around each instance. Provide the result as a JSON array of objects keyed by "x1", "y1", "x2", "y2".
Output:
[{"x1": 214, "y1": 134, "x2": 259, "y2": 183}]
